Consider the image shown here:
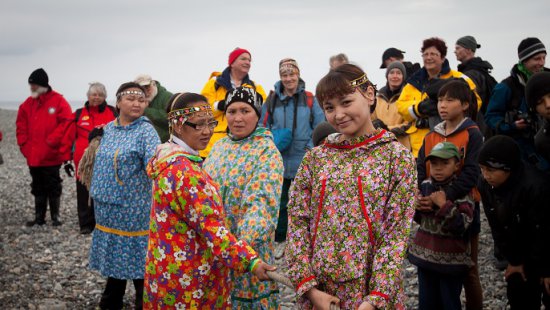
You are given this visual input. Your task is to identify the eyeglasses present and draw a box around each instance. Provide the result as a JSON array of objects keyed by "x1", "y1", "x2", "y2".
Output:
[
  {"x1": 422, "y1": 52, "x2": 441, "y2": 58},
  {"x1": 184, "y1": 120, "x2": 218, "y2": 131}
]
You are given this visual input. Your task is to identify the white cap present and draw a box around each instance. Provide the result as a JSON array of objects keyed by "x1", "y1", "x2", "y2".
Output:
[{"x1": 134, "y1": 74, "x2": 153, "y2": 86}]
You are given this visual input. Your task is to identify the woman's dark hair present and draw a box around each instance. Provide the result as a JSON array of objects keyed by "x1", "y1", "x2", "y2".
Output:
[
  {"x1": 438, "y1": 79, "x2": 478, "y2": 121},
  {"x1": 166, "y1": 92, "x2": 208, "y2": 113},
  {"x1": 421, "y1": 37, "x2": 447, "y2": 57},
  {"x1": 315, "y1": 63, "x2": 377, "y2": 113},
  {"x1": 115, "y1": 82, "x2": 146, "y2": 101}
]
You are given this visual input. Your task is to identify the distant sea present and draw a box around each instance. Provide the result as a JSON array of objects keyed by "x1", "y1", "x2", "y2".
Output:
[{"x1": 0, "y1": 100, "x2": 115, "y2": 111}]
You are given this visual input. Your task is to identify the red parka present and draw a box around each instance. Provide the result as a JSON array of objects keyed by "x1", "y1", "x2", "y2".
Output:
[
  {"x1": 61, "y1": 102, "x2": 116, "y2": 178},
  {"x1": 16, "y1": 90, "x2": 73, "y2": 167}
]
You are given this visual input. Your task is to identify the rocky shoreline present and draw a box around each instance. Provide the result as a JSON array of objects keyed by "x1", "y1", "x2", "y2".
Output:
[{"x1": 0, "y1": 108, "x2": 507, "y2": 309}]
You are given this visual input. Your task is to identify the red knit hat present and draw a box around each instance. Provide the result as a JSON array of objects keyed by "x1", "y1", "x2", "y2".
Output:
[{"x1": 228, "y1": 48, "x2": 251, "y2": 65}]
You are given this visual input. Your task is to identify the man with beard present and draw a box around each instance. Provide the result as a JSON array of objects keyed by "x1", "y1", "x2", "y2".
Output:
[
  {"x1": 134, "y1": 74, "x2": 173, "y2": 142},
  {"x1": 16, "y1": 68, "x2": 73, "y2": 227}
]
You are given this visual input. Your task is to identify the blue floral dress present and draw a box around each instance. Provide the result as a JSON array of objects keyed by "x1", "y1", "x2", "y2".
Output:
[{"x1": 89, "y1": 116, "x2": 160, "y2": 279}]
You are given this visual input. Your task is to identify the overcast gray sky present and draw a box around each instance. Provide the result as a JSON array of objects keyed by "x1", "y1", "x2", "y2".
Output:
[{"x1": 1, "y1": 0, "x2": 549, "y2": 106}]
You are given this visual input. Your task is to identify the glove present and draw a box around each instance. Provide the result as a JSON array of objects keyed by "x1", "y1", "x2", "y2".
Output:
[
  {"x1": 417, "y1": 98, "x2": 438, "y2": 117},
  {"x1": 64, "y1": 161, "x2": 75, "y2": 177},
  {"x1": 425, "y1": 78, "x2": 452, "y2": 100},
  {"x1": 88, "y1": 127, "x2": 104, "y2": 142},
  {"x1": 215, "y1": 100, "x2": 226, "y2": 111},
  {"x1": 390, "y1": 126, "x2": 408, "y2": 137},
  {"x1": 372, "y1": 119, "x2": 388, "y2": 131}
]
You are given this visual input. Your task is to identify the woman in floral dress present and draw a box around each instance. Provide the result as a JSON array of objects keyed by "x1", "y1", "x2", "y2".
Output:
[
  {"x1": 143, "y1": 92, "x2": 275, "y2": 309},
  {"x1": 286, "y1": 64, "x2": 417, "y2": 310},
  {"x1": 203, "y1": 87, "x2": 284, "y2": 309},
  {"x1": 89, "y1": 82, "x2": 160, "y2": 310}
]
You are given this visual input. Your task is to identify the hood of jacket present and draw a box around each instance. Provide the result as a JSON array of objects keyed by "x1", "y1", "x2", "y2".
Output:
[
  {"x1": 433, "y1": 117, "x2": 477, "y2": 137},
  {"x1": 458, "y1": 57, "x2": 493, "y2": 73},
  {"x1": 325, "y1": 129, "x2": 396, "y2": 151},
  {"x1": 214, "y1": 67, "x2": 255, "y2": 91},
  {"x1": 408, "y1": 59, "x2": 452, "y2": 91},
  {"x1": 274, "y1": 78, "x2": 306, "y2": 100},
  {"x1": 113, "y1": 115, "x2": 151, "y2": 130},
  {"x1": 146, "y1": 142, "x2": 202, "y2": 180}
]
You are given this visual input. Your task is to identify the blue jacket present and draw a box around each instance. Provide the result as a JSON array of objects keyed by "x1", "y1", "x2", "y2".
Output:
[
  {"x1": 259, "y1": 80, "x2": 325, "y2": 179},
  {"x1": 485, "y1": 65, "x2": 550, "y2": 171}
]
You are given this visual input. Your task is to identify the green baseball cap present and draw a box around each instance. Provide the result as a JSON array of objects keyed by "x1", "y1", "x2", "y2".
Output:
[{"x1": 425, "y1": 142, "x2": 461, "y2": 162}]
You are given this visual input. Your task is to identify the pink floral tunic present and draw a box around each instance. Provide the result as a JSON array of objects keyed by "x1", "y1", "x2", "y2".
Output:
[
  {"x1": 286, "y1": 129, "x2": 417, "y2": 309},
  {"x1": 143, "y1": 142, "x2": 258, "y2": 309}
]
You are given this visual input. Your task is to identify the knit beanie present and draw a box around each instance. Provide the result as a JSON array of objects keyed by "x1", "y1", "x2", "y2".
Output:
[
  {"x1": 478, "y1": 135, "x2": 521, "y2": 171},
  {"x1": 279, "y1": 58, "x2": 300, "y2": 75},
  {"x1": 518, "y1": 37, "x2": 547, "y2": 63},
  {"x1": 456, "y1": 35, "x2": 480, "y2": 52},
  {"x1": 525, "y1": 72, "x2": 550, "y2": 110},
  {"x1": 228, "y1": 48, "x2": 251, "y2": 65},
  {"x1": 312, "y1": 122, "x2": 338, "y2": 147},
  {"x1": 386, "y1": 61, "x2": 407, "y2": 80},
  {"x1": 225, "y1": 87, "x2": 262, "y2": 117},
  {"x1": 28, "y1": 68, "x2": 49, "y2": 88}
]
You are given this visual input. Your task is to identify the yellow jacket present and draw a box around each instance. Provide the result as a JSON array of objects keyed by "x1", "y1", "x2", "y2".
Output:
[
  {"x1": 373, "y1": 88, "x2": 412, "y2": 151},
  {"x1": 200, "y1": 70, "x2": 266, "y2": 157},
  {"x1": 396, "y1": 67, "x2": 481, "y2": 157}
]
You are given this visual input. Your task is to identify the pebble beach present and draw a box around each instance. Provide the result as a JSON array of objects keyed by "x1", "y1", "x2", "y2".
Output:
[{"x1": 0, "y1": 108, "x2": 509, "y2": 309}]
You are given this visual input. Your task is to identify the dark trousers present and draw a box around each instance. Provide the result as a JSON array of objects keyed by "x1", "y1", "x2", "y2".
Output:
[
  {"x1": 418, "y1": 267, "x2": 465, "y2": 310},
  {"x1": 507, "y1": 271, "x2": 550, "y2": 309},
  {"x1": 29, "y1": 165, "x2": 62, "y2": 197},
  {"x1": 275, "y1": 178, "x2": 293, "y2": 242},
  {"x1": 76, "y1": 179, "x2": 95, "y2": 230},
  {"x1": 464, "y1": 233, "x2": 483, "y2": 309},
  {"x1": 99, "y1": 277, "x2": 144, "y2": 310}
]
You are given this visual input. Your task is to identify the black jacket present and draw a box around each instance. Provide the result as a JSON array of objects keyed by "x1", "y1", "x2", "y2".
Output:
[
  {"x1": 478, "y1": 163, "x2": 550, "y2": 276},
  {"x1": 457, "y1": 57, "x2": 497, "y2": 114},
  {"x1": 535, "y1": 119, "x2": 550, "y2": 163}
]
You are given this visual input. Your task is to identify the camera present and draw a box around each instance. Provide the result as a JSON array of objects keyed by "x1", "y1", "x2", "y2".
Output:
[{"x1": 517, "y1": 112, "x2": 532, "y2": 125}]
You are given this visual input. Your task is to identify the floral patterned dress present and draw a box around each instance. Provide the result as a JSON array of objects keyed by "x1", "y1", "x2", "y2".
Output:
[
  {"x1": 143, "y1": 142, "x2": 259, "y2": 309},
  {"x1": 203, "y1": 127, "x2": 284, "y2": 309},
  {"x1": 89, "y1": 116, "x2": 160, "y2": 279},
  {"x1": 286, "y1": 129, "x2": 417, "y2": 309}
]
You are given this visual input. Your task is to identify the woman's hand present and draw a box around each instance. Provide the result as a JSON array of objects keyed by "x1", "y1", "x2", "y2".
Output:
[
  {"x1": 504, "y1": 264, "x2": 526, "y2": 281},
  {"x1": 251, "y1": 261, "x2": 277, "y2": 281},
  {"x1": 305, "y1": 287, "x2": 340, "y2": 310},
  {"x1": 357, "y1": 301, "x2": 376, "y2": 310}
]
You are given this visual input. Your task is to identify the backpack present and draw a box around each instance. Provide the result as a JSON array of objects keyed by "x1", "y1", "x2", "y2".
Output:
[
  {"x1": 262, "y1": 90, "x2": 315, "y2": 129},
  {"x1": 423, "y1": 125, "x2": 481, "y2": 202}
]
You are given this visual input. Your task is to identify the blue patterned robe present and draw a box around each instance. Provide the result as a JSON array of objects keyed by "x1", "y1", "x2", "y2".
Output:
[{"x1": 89, "y1": 116, "x2": 160, "y2": 279}]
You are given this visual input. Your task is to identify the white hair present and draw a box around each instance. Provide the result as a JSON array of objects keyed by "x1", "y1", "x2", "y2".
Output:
[{"x1": 87, "y1": 82, "x2": 107, "y2": 98}]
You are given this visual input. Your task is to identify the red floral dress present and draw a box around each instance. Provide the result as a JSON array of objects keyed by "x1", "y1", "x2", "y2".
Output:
[{"x1": 143, "y1": 142, "x2": 258, "y2": 309}]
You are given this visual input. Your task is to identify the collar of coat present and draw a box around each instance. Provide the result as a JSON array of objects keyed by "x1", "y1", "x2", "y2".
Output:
[
  {"x1": 215, "y1": 67, "x2": 255, "y2": 91},
  {"x1": 408, "y1": 59, "x2": 452, "y2": 90}
]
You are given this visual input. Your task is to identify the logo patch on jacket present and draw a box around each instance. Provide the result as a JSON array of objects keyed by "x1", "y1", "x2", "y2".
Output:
[
  {"x1": 48, "y1": 107, "x2": 56, "y2": 114},
  {"x1": 82, "y1": 115, "x2": 90, "y2": 121}
]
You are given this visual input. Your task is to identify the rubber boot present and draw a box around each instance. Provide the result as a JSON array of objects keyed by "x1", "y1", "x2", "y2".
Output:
[
  {"x1": 49, "y1": 196, "x2": 62, "y2": 226},
  {"x1": 26, "y1": 195, "x2": 47, "y2": 226}
]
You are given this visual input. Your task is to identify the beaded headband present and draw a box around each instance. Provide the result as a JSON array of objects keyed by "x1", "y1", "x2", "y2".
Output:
[
  {"x1": 116, "y1": 90, "x2": 145, "y2": 98},
  {"x1": 349, "y1": 74, "x2": 370, "y2": 88},
  {"x1": 168, "y1": 104, "x2": 213, "y2": 126}
]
